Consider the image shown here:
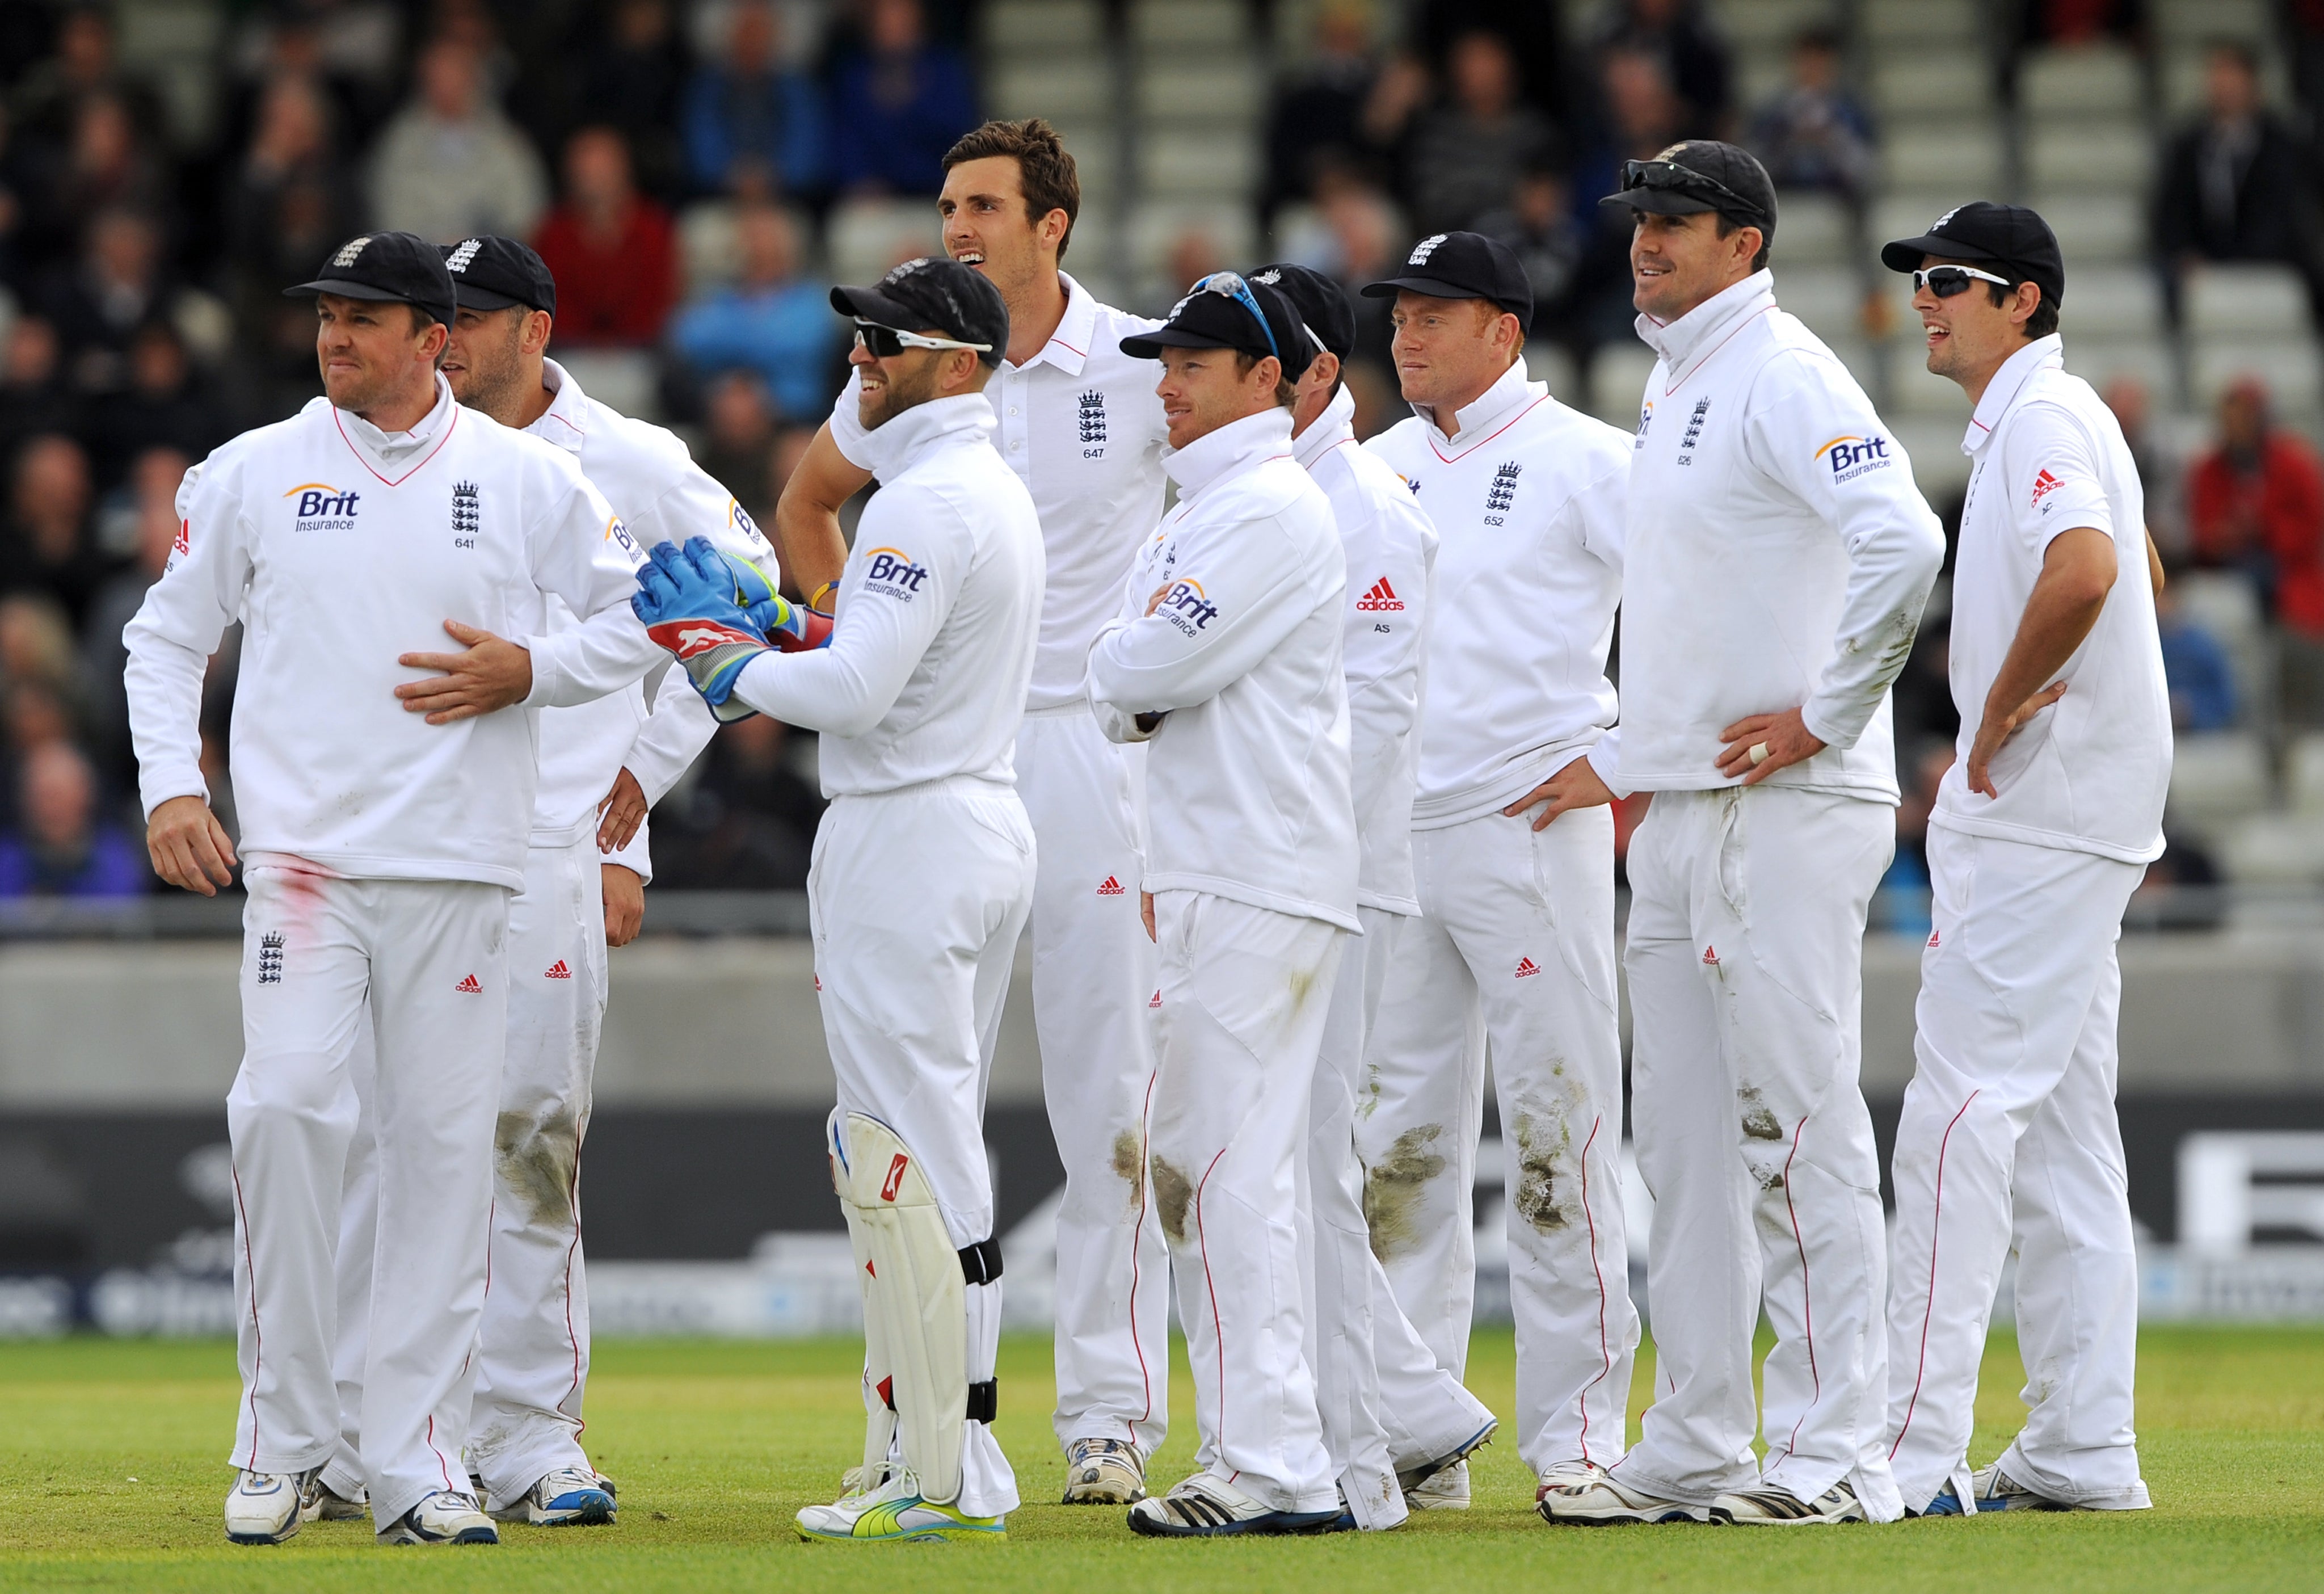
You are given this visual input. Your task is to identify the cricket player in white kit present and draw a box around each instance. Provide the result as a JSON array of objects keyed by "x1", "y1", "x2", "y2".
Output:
[
  {"x1": 634, "y1": 257, "x2": 1043, "y2": 1543},
  {"x1": 1537, "y1": 145, "x2": 1944, "y2": 1528},
  {"x1": 1877, "y1": 204, "x2": 2169, "y2": 1517},
  {"x1": 1357, "y1": 232, "x2": 1639, "y2": 1508},
  {"x1": 319, "y1": 237, "x2": 788, "y2": 1529},
  {"x1": 1087, "y1": 272, "x2": 1355, "y2": 1537},
  {"x1": 125, "y1": 233, "x2": 656, "y2": 1547},
  {"x1": 776, "y1": 119, "x2": 1173, "y2": 1502},
  {"x1": 1257, "y1": 262, "x2": 1501, "y2": 1530}
]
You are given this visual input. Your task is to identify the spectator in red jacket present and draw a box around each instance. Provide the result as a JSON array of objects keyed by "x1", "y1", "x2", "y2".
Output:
[
  {"x1": 531, "y1": 125, "x2": 678, "y2": 346},
  {"x1": 2190, "y1": 376, "x2": 2324, "y2": 634}
]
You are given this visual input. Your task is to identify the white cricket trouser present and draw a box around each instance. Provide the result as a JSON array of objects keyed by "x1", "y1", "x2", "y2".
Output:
[
  {"x1": 322, "y1": 836, "x2": 608, "y2": 1507},
  {"x1": 811, "y1": 777, "x2": 1036, "y2": 1520},
  {"x1": 1885, "y1": 827, "x2": 2150, "y2": 1513},
  {"x1": 1015, "y1": 706, "x2": 1168, "y2": 1455},
  {"x1": 1358, "y1": 807, "x2": 1636, "y2": 1477},
  {"x1": 1305, "y1": 905, "x2": 1497, "y2": 1529},
  {"x1": 1617, "y1": 787, "x2": 1901, "y2": 1519},
  {"x1": 226, "y1": 864, "x2": 508, "y2": 1529},
  {"x1": 1150, "y1": 889, "x2": 1343, "y2": 1513}
]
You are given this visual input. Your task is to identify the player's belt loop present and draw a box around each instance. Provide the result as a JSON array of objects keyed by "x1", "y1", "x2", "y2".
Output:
[{"x1": 958, "y1": 1237, "x2": 1004, "y2": 1285}]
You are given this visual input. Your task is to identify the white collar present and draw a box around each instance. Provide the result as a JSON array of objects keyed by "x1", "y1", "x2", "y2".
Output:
[
  {"x1": 1011, "y1": 271, "x2": 1100, "y2": 377},
  {"x1": 1961, "y1": 334, "x2": 2065, "y2": 456},
  {"x1": 1292, "y1": 382, "x2": 1357, "y2": 468},
  {"x1": 1163, "y1": 406, "x2": 1294, "y2": 499},
  {"x1": 1417, "y1": 356, "x2": 1537, "y2": 450},
  {"x1": 1635, "y1": 270, "x2": 1776, "y2": 386},
  {"x1": 850, "y1": 390, "x2": 996, "y2": 486},
  {"x1": 527, "y1": 358, "x2": 590, "y2": 454},
  {"x1": 334, "y1": 373, "x2": 457, "y2": 480}
]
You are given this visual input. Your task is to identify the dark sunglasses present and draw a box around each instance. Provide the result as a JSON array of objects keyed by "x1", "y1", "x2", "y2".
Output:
[
  {"x1": 1912, "y1": 264, "x2": 2016, "y2": 298},
  {"x1": 852, "y1": 319, "x2": 990, "y2": 358},
  {"x1": 1621, "y1": 158, "x2": 1758, "y2": 217}
]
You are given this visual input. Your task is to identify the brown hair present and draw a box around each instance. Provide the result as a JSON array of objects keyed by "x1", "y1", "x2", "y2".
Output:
[{"x1": 942, "y1": 117, "x2": 1081, "y2": 261}]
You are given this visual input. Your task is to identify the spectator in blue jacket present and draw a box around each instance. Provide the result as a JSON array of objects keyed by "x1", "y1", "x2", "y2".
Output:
[
  {"x1": 828, "y1": 0, "x2": 977, "y2": 196},
  {"x1": 682, "y1": 0, "x2": 826, "y2": 198},
  {"x1": 0, "y1": 742, "x2": 144, "y2": 897},
  {"x1": 669, "y1": 202, "x2": 836, "y2": 423},
  {"x1": 2156, "y1": 581, "x2": 2238, "y2": 730}
]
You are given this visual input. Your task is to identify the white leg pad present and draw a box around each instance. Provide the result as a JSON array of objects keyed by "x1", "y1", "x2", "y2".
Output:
[
  {"x1": 828, "y1": 1130, "x2": 898, "y2": 1490},
  {"x1": 833, "y1": 1111, "x2": 971, "y2": 1506}
]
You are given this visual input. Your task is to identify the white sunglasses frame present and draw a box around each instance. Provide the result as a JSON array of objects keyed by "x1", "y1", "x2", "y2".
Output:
[
  {"x1": 851, "y1": 319, "x2": 992, "y2": 356},
  {"x1": 1911, "y1": 264, "x2": 2017, "y2": 296}
]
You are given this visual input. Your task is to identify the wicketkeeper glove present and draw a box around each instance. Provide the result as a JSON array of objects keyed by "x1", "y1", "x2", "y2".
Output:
[
  {"x1": 632, "y1": 537, "x2": 771, "y2": 722},
  {"x1": 721, "y1": 550, "x2": 832, "y2": 653}
]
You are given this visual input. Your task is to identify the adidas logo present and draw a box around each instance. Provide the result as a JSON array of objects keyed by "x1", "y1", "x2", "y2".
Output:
[
  {"x1": 2031, "y1": 468, "x2": 2062, "y2": 504},
  {"x1": 544, "y1": 960, "x2": 571, "y2": 979},
  {"x1": 173, "y1": 518, "x2": 190, "y2": 556},
  {"x1": 1149, "y1": 990, "x2": 1162, "y2": 1008},
  {"x1": 1097, "y1": 876, "x2": 1126, "y2": 896},
  {"x1": 1927, "y1": 928, "x2": 1941, "y2": 948},
  {"x1": 455, "y1": 974, "x2": 482, "y2": 994},
  {"x1": 1514, "y1": 956, "x2": 1539, "y2": 978},
  {"x1": 1355, "y1": 578, "x2": 1405, "y2": 612},
  {"x1": 814, "y1": 974, "x2": 822, "y2": 991},
  {"x1": 1702, "y1": 946, "x2": 1719, "y2": 966}
]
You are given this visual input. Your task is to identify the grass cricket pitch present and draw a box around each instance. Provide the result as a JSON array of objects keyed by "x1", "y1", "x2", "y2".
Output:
[{"x1": 1, "y1": 1327, "x2": 2318, "y2": 1591}]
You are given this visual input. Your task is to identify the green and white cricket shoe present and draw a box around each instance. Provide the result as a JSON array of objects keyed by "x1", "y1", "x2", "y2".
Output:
[
  {"x1": 1060, "y1": 1436, "x2": 1147, "y2": 1504},
  {"x1": 490, "y1": 1465, "x2": 616, "y2": 1526},
  {"x1": 1711, "y1": 1479, "x2": 1867, "y2": 1525},
  {"x1": 795, "y1": 1468, "x2": 1007, "y2": 1543},
  {"x1": 225, "y1": 1467, "x2": 318, "y2": 1544},
  {"x1": 375, "y1": 1489, "x2": 499, "y2": 1545}
]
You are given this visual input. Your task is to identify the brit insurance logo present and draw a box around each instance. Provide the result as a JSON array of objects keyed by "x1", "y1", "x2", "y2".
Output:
[
  {"x1": 863, "y1": 546, "x2": 930, "y2": 602},
  {"x1": 1157, "y1": 578, "x2": 1218, "y2": 637},
  {"x1": 283, "y1": 481, "x2": 360, "y2": 531},
  {"x1": 1816, "y1": 433, "x2": 1896, "y2": 483}
]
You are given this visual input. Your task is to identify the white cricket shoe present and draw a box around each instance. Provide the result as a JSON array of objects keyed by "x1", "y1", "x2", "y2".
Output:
[
  {"x1": 795, "y1": 1467, "x2": 1005, "y2": 1543},
  {"x1": 225, "y1": 1468, "x2": 317, "y2": 1544},
  {"x1": 376, "y1": 1490, "x2": 499, "y2": 1545},
  {"x1": 1711, "y1": 1479, "x2": 1867, "y2": 1525},
  {"x1": 490, "y1": 1465, "x2": 616, "y2": 1526},
  {"x1": 1126, "y1": 1469, "x2": 1347, "y2": 1537},
  {"x1": 1536, "y1": 1458, "x2": 1608, "y2": 1502},
  {"x1": 1398, "y1": 1416, "x2": 1498, "y2": 1510},
  {"x1": 1537, "y1": 1470, "x2": 1710, "y2": 1525},
  {"x1": 1407, "y1": 1460, "x2": 1471, "y2": 1510},
  {"x1": 1060, "y1": 1436, "x2": 1147, "y2": 1504},
  {"x1": 304, "y1": 1477, "x2": 368, "y2": 1522}
]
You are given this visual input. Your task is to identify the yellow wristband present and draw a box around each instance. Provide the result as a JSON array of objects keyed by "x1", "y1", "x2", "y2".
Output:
[{"x1": 810, "y1": 582, "x2": 838, "y2": 613}]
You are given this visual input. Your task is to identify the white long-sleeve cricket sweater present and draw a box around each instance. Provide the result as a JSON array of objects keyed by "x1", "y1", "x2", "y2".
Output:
[
  {"x1": 730, "y1": 392, "x2": 1043, "y2": 794},
  {"x1": 521, "y1": 358, "x2": 783, "y2": 878},
  {"x1": 1087, "y1": 406, "x2": 1358, "y2": 933},
  {"x1": 125, "y1": 377, "x2": 644, "y2": 892},
  {"x1": 1297, "y1": 384, "x2": 1436, "y2": 915},
  {"x1": 1367, "y1": 357, "x2": 1630, "y2": 828},
  {"x1": 1603, "y1": 270, "x2": 1945, "y2": 802}
]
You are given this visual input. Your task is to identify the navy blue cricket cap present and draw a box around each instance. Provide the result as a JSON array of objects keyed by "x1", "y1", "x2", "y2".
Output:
[
  {"x1": 440, "y1": 235, "x2": 557, "y2": 315},
  {"x1": 831, "y1": 256, "x2": 1009, "y2": 366},
  {"x1": 1249, "y1": 262, "x2": 1356, "y2": 363},
  {"x1": 1881, "y1": 200, "x2": 2065, "y2": 311},
  {"x1": 1361, "y1": 230, "x2": 1533, "y2": 325},
  {"x1": 284, "y1": 231, "x2": 456, "y2": 326},
  {"x1": 1599, "y1": 141, "x2": 1778, "y2": 240},
  {"x1": 1119, "y1": 272, "x2": 1316, "y2": 381}
]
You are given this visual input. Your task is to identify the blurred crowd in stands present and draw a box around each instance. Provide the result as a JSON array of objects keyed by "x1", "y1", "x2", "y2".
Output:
[{"x1": 0, "y1": 0, "x2": 2319, "y2": 910}]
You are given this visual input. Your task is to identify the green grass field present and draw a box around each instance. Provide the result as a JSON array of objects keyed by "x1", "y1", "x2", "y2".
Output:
[{"x1": 1, "y1": 1327, "x2": 2317, "y2": 1592}]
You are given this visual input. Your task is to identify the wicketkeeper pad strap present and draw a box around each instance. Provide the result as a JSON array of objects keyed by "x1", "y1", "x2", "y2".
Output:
[
  {"x1": 832, "y1": 1111, "x2": 972, "y2": 1505},
  {"x1": 959, "y1": 1237, "x2": 1003, "y2": 1286}
]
